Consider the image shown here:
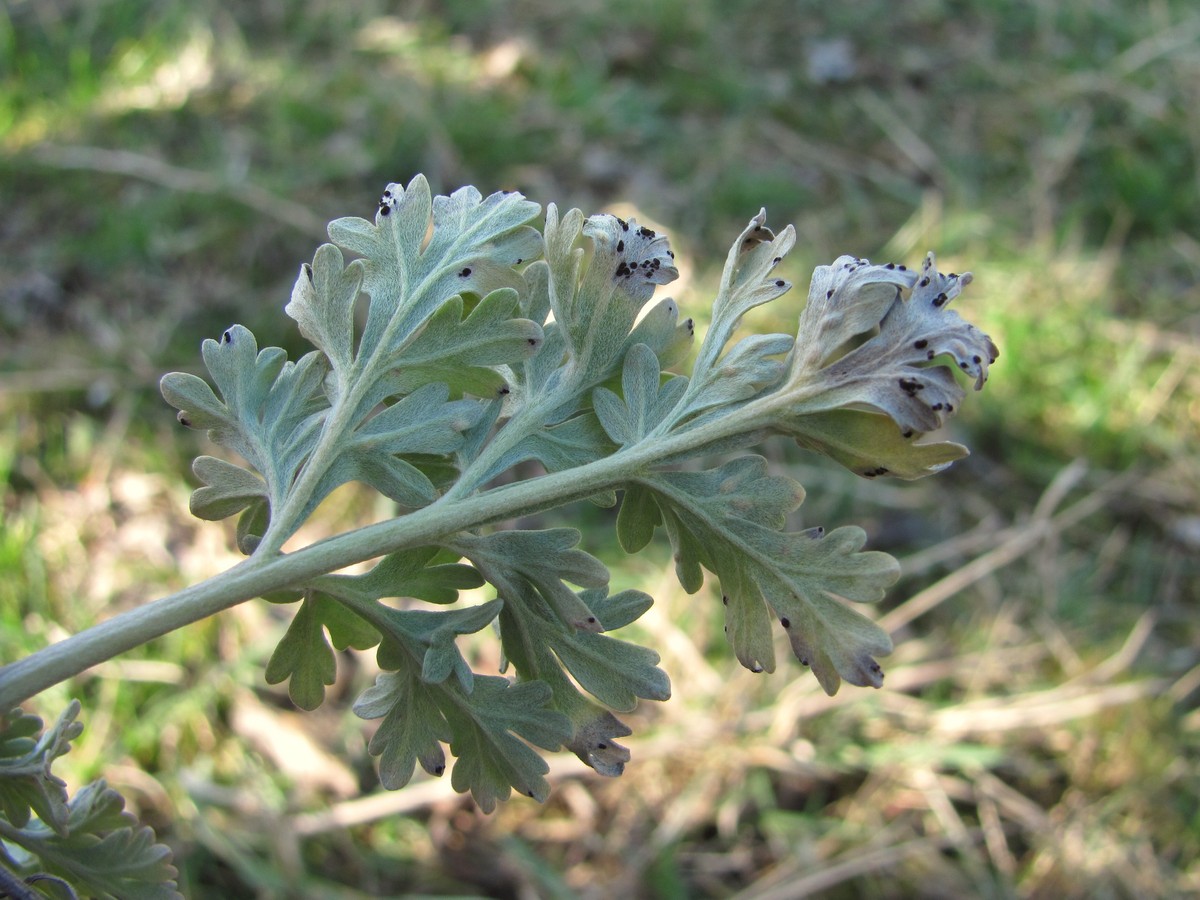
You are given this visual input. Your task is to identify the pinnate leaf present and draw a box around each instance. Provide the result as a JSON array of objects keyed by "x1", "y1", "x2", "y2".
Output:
[
  {"x1": 263, "y1": 592, "x2": 380, "y2": 710},
  {"x1": 780, "y1": 253, "x2": 998, "y2": 458},
  {"x1": 283, "y1": 242, "x2": 363, "y2": 389},
  {"x1": 453, "y1": 529, "x2": 610, "y2": 632},
  {"x1": 7, "y1": 779, "x2": 179, "y2": 900},
  {"x1": 593, "y1": 344, "x2": 688, "y2": 447},
  {"x1": 326, "y1": 176, "x2": 542, "y2": 365},
  {"x1": 378, "y1": 289, "x2": 544, "y2": 397},
  {"x1": 628, "y1": 456, "x2": 898, "y2": 692},
  {"x1": 0, "y1": 703, "x2": 82, "y2": 833},
  {"x1": 353, "y1": 667, "x2": 450, "y2": 789}
]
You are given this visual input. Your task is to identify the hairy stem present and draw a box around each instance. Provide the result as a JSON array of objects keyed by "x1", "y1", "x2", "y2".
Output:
[
  {"x1": 0, "y1": 387, "x2": 778, "y2": 710},
  {"x1": 0, "y1": 423, "x2": 669, "y2": 708}
]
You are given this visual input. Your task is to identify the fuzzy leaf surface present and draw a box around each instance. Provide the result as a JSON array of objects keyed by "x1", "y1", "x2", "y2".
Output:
[
  {"x1": 780, "y1": 253, "x2": 998, "y2": 462},
  {"x1": 0, "y1": 703, "x2": 82, "y2": 834},
  {"x1": 325, "y1": 176, "x2": 542, "y2": 366},
  {"x1": 629, "y1": 456, "x2": 897, "y2": 693},
  {"x1": 4, "y1": 779, "x2": 179, "y2": 900},
  {"x1": 160, "y1": 327, "x2": 327, "y2": 535}
]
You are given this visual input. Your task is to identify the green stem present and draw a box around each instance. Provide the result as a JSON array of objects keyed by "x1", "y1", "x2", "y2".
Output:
[
  {"x1": 0, "y1": 442, "x2": 620, "y2": 709},
  {"x1": 0, "y1": 392, "x2": 773, "y2": 710}
]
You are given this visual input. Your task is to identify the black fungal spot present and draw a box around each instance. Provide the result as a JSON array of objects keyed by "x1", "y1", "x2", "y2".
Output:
[
  {"x1": 303, "y1": 263, "x2": 313, "y2": 282},
  {"x1": 434, "y1": 765, "x2": 445, "y2": 775},
  {"x1": 667, "y1": 250, "x2": 675, "y2": 258},
  {"x1": 379, "y1": 205, "x2": 391, "y2": 217},
  {"x1": 799, "y1": 657, "x2": 810, "y2": 667},
  {"x1": 617, "y1": 217, "x2": 629, "y2": 231},
  {"x1": 774, "y1": 279, "x2": 786, "y2": 288},
  {"x1": 902, "y1": 429, "x2": 914, "y2": 438},
  {"x1": 222, "y1": 330, "x2": 233, "y2": 344},
  {"x1": 178, "y1": 415, "x2": 191, "y2": 427},
  {"x1": 587, "y1": 616, "x2": 597, "y2": 624},
  {"x1": 780, "y1": 617, "x2": 791, "y2": 628},
  {"x1": 898, "y1": 264, "x2": 907, "y2": 271},
  {"x1": 773, "y1": 256, "x2": 782, "y2": 264},
  {"x1": 918, "y1": 276, "x2": 930, "y2": 287},
  {"x1": 597, "y1": 742, "x2": 607, "y2": 749},
  {"x1": 638, "y1": 226, "x2": 656, "y2": 238},
  {"x1": 972, "y1": 355, "x2": 982, "y2": 364},
  {"x1": 459, "y1": 267, "x2": 472, "y2": 277},
  {"x1": 498, "y1": 386, "x2": 511, "y2": 396},
  {"x1": 722, "y1": 595, "x2": 729, "y2": 606},
  {"x1": 515, "y1": 258, "x2": 523, "y2": 265},
  {"x1": 933, "y1": 292, "x2": 949, "y2": 308},
  {"x1": 527, "y1": 337, "x2": 538, "y2": 346},
  {"x1": 616, "y1": 240, "x2": 625, "y2": 252},
  {"x1": 826, "y1": 289, "x2": 835, "y2": 299},
  {"x1": 885, "y1": 262, "x2": 896, "y2": 269},
  {"x1": 914, "y1": 338, "x2": 928, "y2": 349}
]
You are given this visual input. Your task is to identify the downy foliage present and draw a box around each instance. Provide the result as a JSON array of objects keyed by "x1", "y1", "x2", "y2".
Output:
[{"x1": 0, "y1": 176, "x2": 995, "y2": 893}]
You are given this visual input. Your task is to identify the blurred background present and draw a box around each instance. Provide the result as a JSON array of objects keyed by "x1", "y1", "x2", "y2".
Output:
[{"x1": 2, "y1": 0, "x2": 1198, "y2": 896}]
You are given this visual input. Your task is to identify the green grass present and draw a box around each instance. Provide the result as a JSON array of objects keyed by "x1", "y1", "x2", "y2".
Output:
[{"x1": 3, "y1": 0, "x2": 1199, "y2": 896}]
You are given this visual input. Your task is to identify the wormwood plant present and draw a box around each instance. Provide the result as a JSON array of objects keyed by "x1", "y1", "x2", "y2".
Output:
[{"x1": 0, "y1": 176, "x2": 996, "y2": 897}]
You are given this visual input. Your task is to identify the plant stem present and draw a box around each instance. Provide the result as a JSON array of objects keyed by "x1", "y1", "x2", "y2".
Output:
[
  {"x1": 0, "y1": 441, "x2": 622, "y2": 709},
  {"x1": 0, "y1": 393, "x2": 774, "y2": 710}
]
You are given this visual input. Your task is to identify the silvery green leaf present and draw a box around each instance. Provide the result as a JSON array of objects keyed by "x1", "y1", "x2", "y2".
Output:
[
  {"x1": 317, "y1": 546, "x2": 484, "y2": 607},
  {"x1": 615, "y1": 484, "x2": 661, "y2": 554},
  {"x1": 494, "y1": 602, "x2": 639, "y2": 777},
  {"x1": 354, "y1": 667, "x2": 450, "y2": 789},
  {"x1": 187, "y1": 456, "x2": 266, "y2": 521},
  {"x1": 365, "y1": 599, "x2": 503, "y2": 693},
  {"x1": 264, "y1": 590, "x2": 381, "y2": 710},
  {"x1": 0, "y1": 702, "x2": 82, "y2": 834},
  {"x1": 453, "y1": 529, "x2": 609, "y2": 632},
  {"x1": 6, "y1": 778, "x2": 179, "y2": 900},
  {"x1": 623, "y1": 296, "x2": 694, "y2": 369},
  {"x1": 541, "y1": 205, "x2": 678, "y2": 382},
  {"x1": 674, "y1": 332, "x2": 792, "y2": 423},
  {"x1": 161, "y1": 327, "x2": 327, "y2": 537},
  {"x1": 467, "y1": 534, "x2": 670, "y2": 712},
  {"x1": 302, "y1": 383, "x2": 482, "y2": 515},
  {"x1": 377, "y1": 289, "x2": 544, "y2": 398},
  {"x1": 441, "y1": 677, "x2": 572, "y2": 811},
  {"x1": 692, "y1": 211, "x2": 796, "y2": 382},
  {"x1": 797, "y1": 255, "x2": 998, "y2": 434},
  {"x1": 593, "y1": 344, "x2": 688, "y2": 447},
  {"x1": 776, "y1": 253, "x2": 998, "y2": 464},
  {"x1": 628, "y1": 456, "x2": 897, "y2": 693},
  {"x1": 783, "y1": 408, "x2": 969, "y2": 480},
  {"x1": 788, "y1": 255, "x2": 916, "y2": 376},
  {"x1": 263, "y1": 594, "x2": 338, "y2": 710},
  {"x1": 327, "y1": 176, "x2": 542, "y2": 365},
  {"x1": 473, "y1": 412, "x2": 616, "y2": 488},
  {"x1": 549, "y1": 623, "x2": 670, "y2": 711},
  {"x1": 283, "y1": 242, "x2": 363, "y2": 391}
]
